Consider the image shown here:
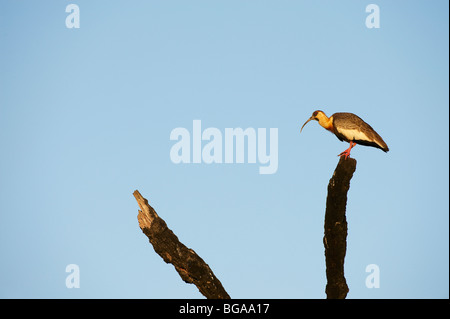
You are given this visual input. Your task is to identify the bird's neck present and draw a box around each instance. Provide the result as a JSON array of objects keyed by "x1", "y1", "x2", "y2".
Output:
[{"x1": 318, "y1": 115, "x2": 334, "y2": 132}]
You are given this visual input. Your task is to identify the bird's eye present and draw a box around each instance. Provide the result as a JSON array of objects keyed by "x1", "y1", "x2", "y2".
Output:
[{"x1": 313, "y1": 111, "x2": 318, "y2": 116}]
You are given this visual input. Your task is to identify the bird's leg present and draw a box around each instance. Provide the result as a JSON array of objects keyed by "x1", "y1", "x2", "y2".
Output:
[{"x1": 338, "y1": 141, "x2": 356, "y2": 159}]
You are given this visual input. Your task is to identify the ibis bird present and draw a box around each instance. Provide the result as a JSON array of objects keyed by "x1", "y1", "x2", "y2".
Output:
[{"x1": 300, "y1": 110, "x2": 389, "y2": 159}]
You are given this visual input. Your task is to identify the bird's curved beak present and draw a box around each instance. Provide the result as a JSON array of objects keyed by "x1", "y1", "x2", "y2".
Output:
[{"x1": 300, "y1": 117, "x2": 313, "y2": 133}]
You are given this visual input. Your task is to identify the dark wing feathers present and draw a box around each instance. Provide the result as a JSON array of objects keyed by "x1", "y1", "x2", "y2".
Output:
[{"x1": 332, "y1": 113, "x2": 389, "y2": 152}]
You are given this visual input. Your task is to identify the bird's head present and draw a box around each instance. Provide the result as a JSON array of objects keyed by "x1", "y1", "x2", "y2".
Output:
[{"x1": 300, "y1": 110, "x2": 327, "y2": 133}]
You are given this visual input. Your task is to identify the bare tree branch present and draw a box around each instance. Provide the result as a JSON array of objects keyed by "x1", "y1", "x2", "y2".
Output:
[
  {"x1": 133, "y1": 190, "x2": 230, "y2": 299},
  {"x1": 323, "y1": 157, "x2": 357, "y2": 299}
]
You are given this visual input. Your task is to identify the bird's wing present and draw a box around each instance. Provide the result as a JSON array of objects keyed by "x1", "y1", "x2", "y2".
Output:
[
  {"x1": 333, "y1": 113, "x2": 389, "y2": 151},
  {"x1": 332, "y1": 113, "x2": 368, "y2": 142},
  {"x1": 333, "y1": 113, "x2": 368, "y2": 131}
]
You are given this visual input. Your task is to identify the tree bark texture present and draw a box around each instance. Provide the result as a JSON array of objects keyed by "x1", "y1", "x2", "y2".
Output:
[
  {"x1": 324, "y1": 157, "x2": 357, "y2": 299},
  {"x1": 133, "y1": 190, "x2": 230, "y2": 299}
]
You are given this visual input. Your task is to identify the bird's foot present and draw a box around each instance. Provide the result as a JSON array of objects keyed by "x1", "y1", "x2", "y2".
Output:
[
  {"x1": 338, "y1": 141, "x2": 355, "y2": 159},
  {"x1": 338, "y1": 150, "x2": 351, "y2": 160}
]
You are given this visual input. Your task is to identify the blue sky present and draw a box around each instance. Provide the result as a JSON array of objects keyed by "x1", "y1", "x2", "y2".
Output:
[{"x1": 0, "y1": 1, "x2": 448, "y2": 298}]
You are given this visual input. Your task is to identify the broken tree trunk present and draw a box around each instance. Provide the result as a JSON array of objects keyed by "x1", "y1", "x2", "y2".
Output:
[
  {"x1": 323, "y1": 157, "x2": 357, "y2": 299},
  {"x1": 133, "y1": 190, "x2": 230, "y2": 299}
]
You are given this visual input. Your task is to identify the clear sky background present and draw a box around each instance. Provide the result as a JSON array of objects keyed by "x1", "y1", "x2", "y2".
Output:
[{"x1": 0, "y1": 1, "x2": 448, "y2": 299}]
